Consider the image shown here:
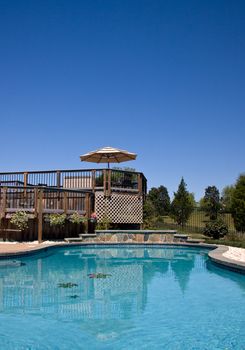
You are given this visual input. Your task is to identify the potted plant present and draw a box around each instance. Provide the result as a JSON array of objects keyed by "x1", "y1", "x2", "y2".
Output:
[
  {"x1": 10, "y1": 211, "x2": 29, "y2": 231},
  {"x1": 48, "y1": 213, "x2": 67, "y2": 226}
]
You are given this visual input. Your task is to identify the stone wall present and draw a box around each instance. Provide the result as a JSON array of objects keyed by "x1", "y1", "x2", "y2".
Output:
[{"x1": 80, "y1": 230, "x2": 185, "y2": 244}]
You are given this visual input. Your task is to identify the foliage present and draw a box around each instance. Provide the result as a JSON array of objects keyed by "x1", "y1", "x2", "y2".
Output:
[
  {"x1": 148, "y1": 186, "x2": 171, "y2": 216},
  {"x1": 112, "y1": 167, "x2": 136, "y2": 172},
  {"x1": 143, "y1": 198, "x2": 156, "y2": 219},
  {"x1": 201, "y1": 186, "x2": 221, "y2": 220},
  {"x1": 231, "y1": 174, "x2": 245, "y2": 232},
  {"x1": 142, "y1": 215, "x2": 165, "y2": 230},
  {"x1": 10, "y1": 211, "x2": 29, "y2": 231},
  {"x1": 49, "y1": 213, "x2": 66, "y2": 226},
  {"x1": 96, "y1": 215, "x2": 111, "y2": 230},
  {"x1": 203, "y1": 218, "x2": 228, "y2": 239},
  {"x1": 142, "y1": 217, "x2": 156, "y2": 230},
  {"x1": 96, "y1": 167, "x2": 137, "y2": 187},
  {"x1": 221, "y1": 185, "x2": 235, "y2": 212},
  {"x1": 170, "y1": 178, "x2": 194, "y2": 227},
  {"x1": 111, "y1": 168, "x2": 137, "y2": 187},
  {"x1": 69, "y1": 212, "x2": 86, "y2": 225},
  {"x1": 189, "y1": 193, "x2": 196, "y2": 206}
]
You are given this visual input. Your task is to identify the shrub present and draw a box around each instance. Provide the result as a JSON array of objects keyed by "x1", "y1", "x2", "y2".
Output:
[
  {"x1": 69, "y1": 212, "x2": 87, "y2": 225},
  {"x1": 203, "y1": 218, "x2": 228, "y2": 239},
  {"x1": 10, "y1": 211, "x2": 29, "y2": 231},
  {"x1": 231, "y1": 174, "x2": 245, "y2": 232},
  {"x1": 143, "y1": 198, "x2": 156, "y2": 219},
  {"x1": 96, "y1": 215, "x2": 111, "y2": 230},
  {"x1": 49, "y1": 213, "x2": 66, "y2": 226}
]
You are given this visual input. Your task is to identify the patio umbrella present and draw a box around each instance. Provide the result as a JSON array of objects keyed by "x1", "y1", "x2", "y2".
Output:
[{"x1": 80, "y1": 146, "x2": 137, "y2": 168}]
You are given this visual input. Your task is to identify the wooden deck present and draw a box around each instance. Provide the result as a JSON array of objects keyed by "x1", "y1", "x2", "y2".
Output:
[
  {"x1": 0, "y1": 186, "x2": 93, "y2": 242},
  {"x1": 0, "y1": 168, "x2": 147, "y2": 241},
  {"x1": 0, "y1": 168, "x2": 147, "y2": 196}
]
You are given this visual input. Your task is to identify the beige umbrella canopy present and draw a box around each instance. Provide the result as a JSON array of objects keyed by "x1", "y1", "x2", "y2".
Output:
[{"x1": 80, "y1": 146, "x2": 137, "y2": 168}]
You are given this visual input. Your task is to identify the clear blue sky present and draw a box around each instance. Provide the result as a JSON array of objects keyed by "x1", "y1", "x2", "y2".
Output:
[{"x1": 0, "y1": 0, "x2": 244, "y2": 200}]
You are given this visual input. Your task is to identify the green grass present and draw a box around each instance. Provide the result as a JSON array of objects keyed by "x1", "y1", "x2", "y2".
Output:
[
  {"x1": 148, "y1": 213, "x2": 245, "y2": 248},
  {"x1": 163, "y1": 210, "x2": 236, "y2": 231},
  {"x1": 204, "y1": 239, "x2": 245, "y2": 248}
]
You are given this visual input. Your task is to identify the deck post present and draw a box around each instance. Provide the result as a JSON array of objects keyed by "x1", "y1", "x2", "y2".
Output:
[
  {"x1": 0, "y1": 187, "x2": 7, "y2": 219},
  {"x1": 24, "y1": 172, "x2": 28, "y2": 197},
  {"x1": 56, "y1": 171, "x2": 61, "y2": 188},
  {"x1": 92, "y1": 170, "x2": 96, "y2": 192},
  {"x1": 103, "y1": 170, "x2": 107, "y2": 196},
  {"x1": 2, "y1": 187, "x2": 7, "y2": 218},
  {"x1": 107, "y1": 169, "x2": 111, "y2": 197},
  {"x1": 57, "y1": 171, "x2": 61, "y2": 209},
  {"x1": 138, "y1": 173, "x2": 143, "y2": 198},
  {"x1": 37, "y1": 189, "x2": 43, "y2": 243},
  {"x1": 63, "y1": 192, "x2": 68, "y2": 214},
  {"x1": 85, "y1": 193, "x2": 91, "y2": 233},
  {"x1": 34, "y1": 188, "x2": 38, "y2": 217}
]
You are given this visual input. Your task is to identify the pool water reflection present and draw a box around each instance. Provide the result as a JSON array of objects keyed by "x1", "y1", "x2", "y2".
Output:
[{"x1": 0, "y1": 246, "x2": 244, "y2": 349}]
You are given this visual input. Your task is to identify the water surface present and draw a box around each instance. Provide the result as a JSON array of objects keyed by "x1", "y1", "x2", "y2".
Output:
[{"x1": 0, "y1": 246, "x2": 244, "y2": 349}]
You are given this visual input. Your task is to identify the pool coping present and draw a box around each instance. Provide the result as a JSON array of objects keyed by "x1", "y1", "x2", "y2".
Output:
[
  {"x1": 208, "y1": 245, "x2": 245, "y2": 274},
  {"x1": 0, "y1": 241, "x2": 244, "y2": 274}
]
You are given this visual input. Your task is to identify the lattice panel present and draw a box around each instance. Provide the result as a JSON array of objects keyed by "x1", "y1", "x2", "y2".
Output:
[{"x1": 95, "y1": 192, "x2": 143, "y2": 224}]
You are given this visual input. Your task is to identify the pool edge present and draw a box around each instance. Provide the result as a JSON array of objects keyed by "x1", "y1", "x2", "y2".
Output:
[
  {"x1": 1, "y1": 241, "x2": 245, "y2": 275},
  {"x1": 208, "y1": 246, "x2": 245, "y2": 274}
]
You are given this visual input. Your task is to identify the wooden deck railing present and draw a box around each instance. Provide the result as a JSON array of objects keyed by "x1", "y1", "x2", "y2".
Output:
[
  {"x1": 0, "y1": 186, "x2": 94, "y2": 242},
  {"x1": 0, "y1": 168, "x2": 147, "y2": 196},
  {"x1": 0, "y1": 186, "x2": 93, "y2": 215}
]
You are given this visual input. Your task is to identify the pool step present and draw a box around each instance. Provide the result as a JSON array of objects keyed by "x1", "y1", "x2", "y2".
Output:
[
  {"x1": 79, "y1": 234, "x2": 97, "y2": 238},
  {"x1": 173, "y1": 234, "x2": 188, "y2": 242},
  {"x1": 64, "y1": 233, "x2": 97, "y2": 243},
  {"x1": 64, "y1": 237, "x2": 83, "y2": 243},
  {"x1": 186, "y1": 238, "x2": 204, "y2": 244}
]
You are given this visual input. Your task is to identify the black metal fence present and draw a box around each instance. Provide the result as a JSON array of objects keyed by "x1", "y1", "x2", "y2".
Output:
[{"x1": 161, "y1": 207, "x2": 239, "y2": 234}]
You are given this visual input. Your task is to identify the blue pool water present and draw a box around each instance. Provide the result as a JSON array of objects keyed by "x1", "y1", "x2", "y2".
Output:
[{"x1": 0, "y1": 245, "x2": 244, "y2": 350}]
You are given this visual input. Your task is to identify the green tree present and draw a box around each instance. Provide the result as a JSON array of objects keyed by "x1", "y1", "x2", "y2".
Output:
[
  {"x1": 201, "y1": 186, "x2": 221, "y2": 220},
  {"x1": 189, "y1": 193, "x2": 196, "y2": 207},
  {"x1": 143, "y1": 198, "x2": 156, "y2": 219},
  {"x1": 143, "y1": 197, "x2": 157, "y2": 229},
  {"x1": 231, "y1": 174, "x2": 245, "y2": 232},
  {"x1": 148, "y1": 186, "x2": 171, "y2": 216},
  {"x1": 170, "y1": 178, "x2": 194, "y2": 227},
  {"x1": 221, "y1": 185, "x2": 235, "y2": 212}
]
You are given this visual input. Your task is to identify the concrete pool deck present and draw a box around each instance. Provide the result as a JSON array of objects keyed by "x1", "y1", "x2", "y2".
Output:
[
  {"x1": 0, "y1": 241, "x2": 67, "y2": 257},
  {"x1": 0, "y1": 241, "x2": 244, "y2": 273},
  {"x1": 208, "y1": 245, "x2": 245, "y2": 273}
]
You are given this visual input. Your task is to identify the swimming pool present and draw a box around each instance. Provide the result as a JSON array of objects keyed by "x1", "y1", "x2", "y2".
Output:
[{"x1": 0, "y1": 245, "x2": 244, "y2": 349}]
